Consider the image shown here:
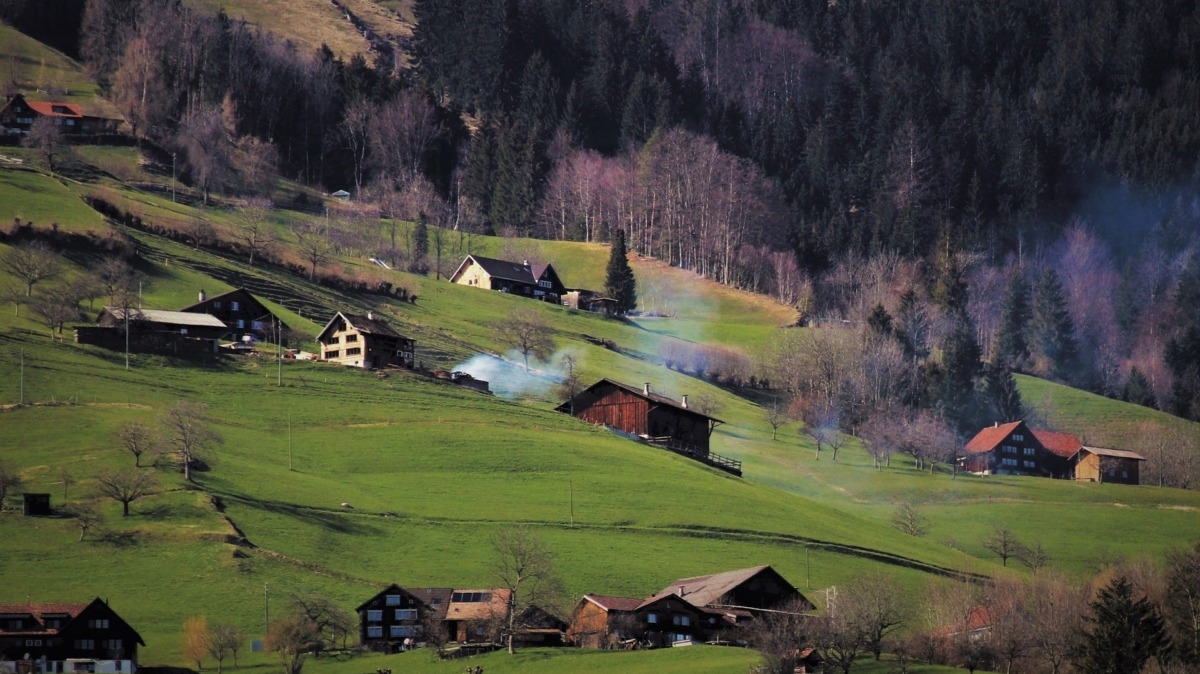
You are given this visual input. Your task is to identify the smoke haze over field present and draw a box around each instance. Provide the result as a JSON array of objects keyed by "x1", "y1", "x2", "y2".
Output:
[{"x1": 453, "y1": 348, "x2": 578, "y2": 400}]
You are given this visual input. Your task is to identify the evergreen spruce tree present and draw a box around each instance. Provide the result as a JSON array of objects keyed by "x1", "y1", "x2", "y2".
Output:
[
  {"x1": 894, "y1": 288, "x2": 930, "y2": 363},
  {"x1": 983, "y1": 362, "x2": 1023, "y2": 422},
  {"x1": 604, "y1": 229, "x2": 636, "y2": 314},
  {"x1": 1030, "y1": 269, "x2": 1078, "y2": 380},
  {"x1": 1075, "y1": 576, "x2": 1171, "y2": 674},
  {"x1": 866, "y1": 303, "x2": 893, "y2": 337},
  {"x1": 409, "y1": 214, "x2": 429, "y2": 274},
  {"x1": 993, "y1": 270, "x2": 1031, "y2": 369},
  {"x1": 489, "y1": 121, "x2": 539, "y2": 234},
  {"x1": 940, "y1": 316, "x2": 984, "y2": 429},
  {"x1": 1123, "y1": 367, "x2": 1158, "y2": 409}
]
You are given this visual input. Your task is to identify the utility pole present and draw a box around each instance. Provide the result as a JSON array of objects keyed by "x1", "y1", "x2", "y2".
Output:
[
  {"x1": 124, "y1": 309, "x2": 130, "y2": 371},
  {"x1": 288, "y1": 415, "x2": 293, "y2": 471},
  {"x1": 264, "y1": 583, "x2": 269, "y2": 633},
  {"x1": 805, "y1": 545, "x2": 811, "y2": 589},
  {"x1": 171, "y1": 153, "x2": 177, "y2": 203},
  {"x1": 569, "y1": 478, "x2": 574, "y2": 527},
  {"x1": 19, "y1": 349, "x2": 25, "y2": 405},
  {"x1": 276, "y1": 318, "x2": 282, "y2": 387}
]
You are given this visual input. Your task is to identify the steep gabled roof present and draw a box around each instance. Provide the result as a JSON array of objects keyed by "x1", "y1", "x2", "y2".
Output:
[
  {"x1": 26, "y1": 100, "x2": 84, "y2": 118},
  {"x1": 581, "y1": 594, "x2": 642, "y2": 612},
  {"x1": 963, "y1": 421, "x2": 1024, "y2": 454},
  {"x1": 449, "y1": 254, "x2": 562, "y2": 286},
  {"x1": 1031, "y1": 428, "x2": 1083, "y2": 458},
  {"x1": 178, "y1": 288, "x2": 260, "y2": 312},
  {"x1": 642, "y1": 565, "x2": 777, "y2": 609},
  {"x1": 101, "y1": 307, "x2": 227, "y2": 328},
  {"x1": 444, "y1": 588, "x2": 511, "y2": 622},
  {"x1": 554, "y1": 378, "x2": 724, "y2": 424},
  {"x1": 315, "y1": 311, "x2": 407, "y2": 342}
]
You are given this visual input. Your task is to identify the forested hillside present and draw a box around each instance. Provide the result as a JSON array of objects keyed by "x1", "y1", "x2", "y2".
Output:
[{"x1": 4, "y1": 0, "x2": 1198, "y2": 423}]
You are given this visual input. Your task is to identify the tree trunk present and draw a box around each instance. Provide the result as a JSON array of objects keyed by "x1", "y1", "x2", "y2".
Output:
[{"x1": 122, "y1": 501, "x2": 129, "y2": 516}]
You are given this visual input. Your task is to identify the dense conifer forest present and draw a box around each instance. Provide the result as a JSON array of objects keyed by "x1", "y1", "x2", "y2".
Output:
[{"x1": 3, "y1": 0, "x2": 1199, "y2": 422}]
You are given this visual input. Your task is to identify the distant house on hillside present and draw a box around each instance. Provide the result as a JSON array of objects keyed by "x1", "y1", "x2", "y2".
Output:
[
  {"x1": 0, "y1": 94, "x2": 121, "y2": 135},
  {"x1": 448, "y1": 255, "x2": 566, "y2": 304},
  {"x1": 567, "y1": 565, "x2": 810, "y2": 649},
  {"x1": 79, "y1": 307, "x2": 226, "y2": 354},
  {"x1": 1070, "y1": 446, "x2": 1146, "y2": 484},
  {"x1": 555, "y1": 379, "x2": 740, "y2": 476},
  {"x1": 960, "y1": 420, "x2": 1081, "y2": 478},
  {"x1": 316, "y1": 311, "x2": 414, "y2": 369},
  {"x1": 357, "y1": 585, "x2": 564, "y2": 652},
  {"x1": 0, "y1": 597, "x2": 145, "y2": 673},
  {"x1": 178, "y1": 288, "x2": 288, "y2": 343}
]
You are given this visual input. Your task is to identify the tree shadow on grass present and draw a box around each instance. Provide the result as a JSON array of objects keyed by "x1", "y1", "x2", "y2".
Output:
[
  {"x1": 224, "y1": 494, "x2": 381, "y2": 536},
  {"x1": 97, "y1": 529, "x2": 140, "y2": 548}
]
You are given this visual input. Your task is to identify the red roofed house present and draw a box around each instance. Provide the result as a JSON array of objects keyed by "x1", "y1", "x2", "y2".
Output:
[
  {"x1": 448, "y1": 255, "x2": 567, "y2": 304},
  {"x1": 0, "y1": 95, "x2": 121, "y2": 135},
  {"x1": 0, "y1": 598, "x2": 144, "y2": 674},
  {"x1": 960, "y1": 420, "x2": 1080, "y2": 478}
]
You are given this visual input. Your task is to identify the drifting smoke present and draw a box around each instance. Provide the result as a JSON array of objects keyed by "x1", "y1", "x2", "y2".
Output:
[{"x1": 452, "y1": 348, "x2": 580, "y2": 400}]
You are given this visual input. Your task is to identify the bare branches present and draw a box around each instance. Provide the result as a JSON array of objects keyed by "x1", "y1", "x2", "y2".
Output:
[
  {"x1": 0, "y1": 241, "x2": 62, "y2": 297},
  {"x1": 493, "y1": 308, "x2": 555, "y2": 373},
  {"x1": 982, "y1": 526, "x2": 1027, "y2": 567},
  {"x1": 116, "y1": 421, "x2": 158, "y2": 467},
  {"x1": 96, "y1": 468, "x2": 157, "y2": 516},
  {"x1": 891, "y1": 503, "x2": 928, "y2": 537},
  {"x1": 162, "y1": 400, "x2": 218, "y2": 482},
  {"x1": 493, "y1": 525, "x2": 563, "y2": 654}
]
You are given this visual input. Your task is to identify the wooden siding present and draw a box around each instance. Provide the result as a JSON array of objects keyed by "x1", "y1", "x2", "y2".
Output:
[
  {"x1": 1074, "y1": 452, "x2": 1141, "y2": 484},
  {"x1": 566, "y1": 602, "x2": 609, "y2": 648},
  {"x1": 577, "y1": 389, "x2": 652, "y2": 437},
  {"x1": 453, "y1": 261, "x2": 491, "y2": 288}
]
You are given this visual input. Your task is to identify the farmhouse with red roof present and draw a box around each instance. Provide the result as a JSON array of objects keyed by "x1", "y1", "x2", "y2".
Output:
[
  {"x1": 0, "y1": 598, "x2": 144, "y2": 673},
  {"x1": 0, "y1": 94, "x2": 121, "y2": 135},
  {"x1": 961, "y1": 420, "x2": 1146, "y2": 484}
]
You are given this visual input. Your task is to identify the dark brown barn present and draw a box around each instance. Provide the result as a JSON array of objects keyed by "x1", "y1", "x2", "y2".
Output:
[
  {"x1": 178, "y1": 288, "x2": 289, "y2": 343},
  {"x1": 555, "y1": 379, "x2": 739, "y2": 475}
]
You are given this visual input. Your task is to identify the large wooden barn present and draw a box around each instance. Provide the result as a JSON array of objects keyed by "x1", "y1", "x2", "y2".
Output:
[{"x1": 556, "y1": 379, "x2": 740, "y2": 475}]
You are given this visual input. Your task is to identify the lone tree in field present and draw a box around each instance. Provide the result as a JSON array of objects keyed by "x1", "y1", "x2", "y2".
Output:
[
  {"x1": 67, "y1": 503, "x2": 102, "y2": 541},
  {"x1": 205, "y1": 623, "x2": 244, "y2": 674},
  {"x1": 1075, "y1": 575, "x2": 1171, "y2": 674},
  {"x1": 96, "y1": 468, "x2": 157, "y2": 516},
  {"x1": 604, "y1": 229, "x2": 636, "y2": 314},
  {"x1": 891, "y1": 502, "x2": 928, "y2": 537},
  {"x1": 0, "y1": 242, "x2": 63, "y2": 298},
  {"x1": 233, "y1": 199, "x2": 277, "y2": 266},
  {"x1": 295, "y1": 222, "x2": 334, "y2": 280},
  {"x1": 493, "y1": 525, "x2": 563, "y2": 654},
  {"x1": 162, "y1": 400, "x2": 218, "y2": 482},
  {"x1": 493, "y1": 307, "x2": 555, "y2": 372},
  {"x1": 983, "y1": 526, "x2": 1027, "y2": 567},
  {"x1": 29, "y1": 289, "x2": 81, "y2": 340},
  {"x1": 182, "y1": 615, "x2": 209, "y2": 671},
  {"x1": 116, "y1": 421, "x2": 158, "y2": 467},
  {"x1": 24, "y1": 117, "x2": 67, "y2": 176}
]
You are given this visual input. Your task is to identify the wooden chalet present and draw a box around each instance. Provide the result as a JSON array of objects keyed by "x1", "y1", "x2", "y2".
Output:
[
  {"x1": 448, "y1": 255, "x2": 567, "y2": 304},
  {"x1": 0, "y1": 94, "x2": 121, "y2": 135},
  {"x1": 960, "y1": 420, "x2": 1081, "y2": 478},
  {"x1": 316, "y1": 311, "x2": 414, "y2": 370},
  {"x1": 356, "y1": 585, "x2": 563, "y2": 651},
  {"x1": 1070, "y1": 446, "x2": 1146, "y2": 485},
  {"x1": 81, "y1": 307, "x2": 227, "y2": 354},
  {"x1": 0, "y1": 598, "x2": 145, "y2": 674},
  {"x1": 568, "y1": 565, "x2": 810, "y2": 649},
  {"x1": 178, "y1": 289, "x2": 288, "y2": 343},
  {"x1": 555, "y1": 379, "x2": 741, "y2": 476}
]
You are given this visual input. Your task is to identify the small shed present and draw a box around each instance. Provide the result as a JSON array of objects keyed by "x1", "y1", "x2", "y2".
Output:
[
  {"x1": 1071, "y1": 446, "x2": 1146, "y2": 484},
  {"x1": 23, "y1": 493, "x2": 51, "y2": 516}
]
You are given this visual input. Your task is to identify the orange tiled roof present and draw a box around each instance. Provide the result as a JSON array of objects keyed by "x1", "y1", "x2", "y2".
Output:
[
  {"x1": 962, "y1": 421, "x2": 1024, "y2": 454},
  {"x1": 582, "y1": 594, "x2": 642, "y2": 612},
  {"x1": 0, "y1": 603, "x2": 88, "y2": 635},
  {"x1": 25, "y1": 101, "x2": 84, "y2": 118},
  {"x1": 1031, "y1": 429, "x2": 1082, "y2": 458}
]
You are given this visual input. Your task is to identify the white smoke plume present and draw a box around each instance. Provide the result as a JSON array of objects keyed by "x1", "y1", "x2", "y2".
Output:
[{"x1": 452, "y1": 348, "x2": 580, "y2": 400}]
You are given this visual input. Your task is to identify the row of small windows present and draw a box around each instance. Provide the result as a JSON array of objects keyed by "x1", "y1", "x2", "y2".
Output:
[
  {"x1": 366, "y1": 625, "x2": 416, "y2": 638},
  {"x1": 644, "y1": 614, "x2": 690, "y2": 626},
  {"x1": 1002, "y1": 445, "x2": 1037, "y2": 456},
  {"x1": 1001, "y1": 458, "x2": 1037, "y2": 468},
  {"x1": 365, "y1": 609, "x2": 418, "y2": 622}
]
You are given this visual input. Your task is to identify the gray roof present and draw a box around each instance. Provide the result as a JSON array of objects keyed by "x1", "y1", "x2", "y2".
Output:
[
  {"x1": 316, "y1": 311, "x2": 408, "y2": 342},
  {"x1": 451, "y1": 255, "x2": 559, "y2": 286},
  {"x1": 640, "y1": 565, "x2": 774, "y2": 609},
  {"x1": 1078, "y1": 446, "x2": 1147, "y2": 461},
  {"x1": 103, "y1": 307, "x2": 226, "y2": 328}
]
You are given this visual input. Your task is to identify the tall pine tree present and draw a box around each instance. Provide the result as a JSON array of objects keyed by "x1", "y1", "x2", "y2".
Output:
[
  {"x1": 1030, "y1": 269, "x2": 1078, "y2": 381},
  {"x1": 939, "y1": 315, "x2": 984, "y2": 430},
  {"x1": 993, "y1": 270, "x2": 1031, "y2": 369},
  {"x1": 604, "y1": 229, "x2": 636, "y2": 314},
  {"x1": 1075, "y1": 575, "x2": 1171, "y2": 674}
]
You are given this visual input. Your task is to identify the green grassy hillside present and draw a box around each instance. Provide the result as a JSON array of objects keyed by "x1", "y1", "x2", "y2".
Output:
[{"x1": 1, "y1": 49, "x2": 1198, "y2": 673}]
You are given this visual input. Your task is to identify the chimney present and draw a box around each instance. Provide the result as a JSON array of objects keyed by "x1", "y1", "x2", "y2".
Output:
[
  {"x1": 994, "y1": 421, "x2": 998, "y2": 427},
  {"x1": 681, "y1": 394, "x2": 689, "y2": 409},
  {"x1": 198, "y1": 289, "x2": 206, "y2": 302},
  {"x1": 643, "y1": 382, "x2": 651, "y2": 396},
  {"x1": 367, "y1": 310, "x2": 375, "y2": 320},
  {"x1": 523, "y1": 259, "x2": 530, "y2": 266}
]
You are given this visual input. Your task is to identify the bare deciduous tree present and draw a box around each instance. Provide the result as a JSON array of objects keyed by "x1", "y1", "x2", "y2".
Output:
[
  {"x1": 23, "y1": 116, "x2": 68, "y2": 176},
  {"x1": 1021, "y1": 573, "x2": 1088, "y2": 674},
  {"x1": 265, "y1": 612, "x2": 320, "y2": 674},
  {"x1": 892, "y1": 502, "x2": 928, "y2": 537},
  {"x1": 0, "y1": 460, "x2": 22, "y2": 509},
  {"x1": 295, "y1": 223, "x2": 334, "y2": 281},
  {"x1": 116, "y1": 421, "x2": 158, "y2": 467},
  {"x1": 29, "y1": 289, "x2": 82, "y2": 340},
  {"x1": 205, "y1": 623, "x2": 243, "y2": 674},
  {"x1": 1, "y1": 241, "x2": 62, "y2": 297},
  {"x1": 67, "y1": 503, "x2": 102, "y2": 541},
  {"x1": 182, "y1": 615, "x2": 209, "y2": 671},
  {"x1": 493, "y1": 308, "x2": 555, "y2": 373},
  {"x1": 765, "y1": 396, "x2": 789, "y2": 441},
  {"x1": 162, "y1": 400, "x2": 218, "y2": 482},
  {"x1": 234, "y1": 198, "x2": 277, "y2": 266},
  {"x1": 982, "y1": 526, "x2": 1027, "y2": 567},
  {"x1": 289, "y1": 595, "x2": 354, "y2": 653},
  {"x1": 493, "y1": 525, "x2": 563, "y2": 654},
  {"x1": 846, "y1": 572, "x2": 908, "y2": 661},
  {"x1": 746, "y1": 597, "x2": 814, "y2": 674},
  {"x1": 96, "y1": 468, "x2": 156, "y2": 516}
]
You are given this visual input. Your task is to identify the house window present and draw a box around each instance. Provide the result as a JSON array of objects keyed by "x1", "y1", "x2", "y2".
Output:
[
  {"x1": 1123, "y1": 470, "x2": 1129, "y2": 478},
  {"x1": 646, "y1": 613, "x2": 658, "y2": 624},
  {"x1": 231, "y1": 301, "x2": 240, "y2": 311},
  {"x1": 325, "y1": 351, "x2": 340, "y2": 359},
  {"x1": 1024, "y1": 447, "x2": 1035, "y2": 455},
  {"x1": 539, "y1": 279, "x2": 552, "y2": 288},
  {"x1": 1013, "y1": 434, "x2": 1024, "y2": 441},
  {"x1": 366, "y1": 610, "x2": 382, "y2": 622},
  {"x1": 673, "y1": 615, "x2": 690, "y2": 626},
  {"x1": 390, "y1": 625, "x2": 415, "y2": 638},
  {"x1": 346, "y1": 334, "x2": 358, "y2": 343},
  {"x1": 72, "y1": 662, "x2": 94, "y2": 673},
  {"x1": 475, "y1": 626, "x2": 486, "y2": 636},
  {"x1": 7, "y1": 619, "x2": 23, "y2": 629},
  {"x1": 672, "y1": 633, "x2": 690, "y2": 642},
  {"x1": 346, "y1": 347, "x2": 361, "y2": 356},
  {"x1": 385, "y1": 595, "x2": 401, "y2": 606},
  {"x1": 179, "y1": 328, "x2": 188, "y2": 335},
  {"x1": 103, "y1": 640, "x2": 122, "y2": 650},
  {"x1": 76, "y1": 640, "x2": 95, "y2": 650},
  {"x1": 214, "y1": 301, "x2": 222, "y2": 308},
  {"x1": 395, "y1": 609, "x2": 418, "y2": 621},
  {"x1": 46, "y1": 619, "x2": 61, "y2": 629},
  {"x1": 366, "y1": 626, "x2": 383, "y2": 638},
  {"x1": 89, "y1": 620, "x2": 109, "y2": 629},
  {"x1": 1023, "y1": 460, "x2": 1036, "y2": 468},
  {"x1": 237, "y1": 320, "x2": 245, "y2": 328},
  {"x1": 1002, "y1": 458, "x2": 1018, "y2": 467},
  {"x1": 1003, "y1": 445, "x2": 1016, "y2": 454}
]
